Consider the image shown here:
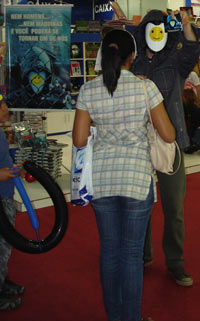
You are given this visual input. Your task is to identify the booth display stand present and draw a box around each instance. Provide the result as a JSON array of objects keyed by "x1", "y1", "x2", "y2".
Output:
[
  {"x1": 70, "y1": 33, "x2": 101, "y2": 107},
  {"x1": 14, "y1": 172, "x2": 71, "y2": 212}
]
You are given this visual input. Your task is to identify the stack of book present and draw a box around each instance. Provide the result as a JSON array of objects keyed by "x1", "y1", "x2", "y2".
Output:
[
  {"x1": 106, "y1": 1, "x2": 141, "y2": 26},
  {"x1": 14, "y1": 143, "x2": 64, "y2": 179}
]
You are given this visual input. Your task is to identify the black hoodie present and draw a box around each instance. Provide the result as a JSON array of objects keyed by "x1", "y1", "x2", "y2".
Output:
[
  {"x1": 131, "y1": 9, "x2": 200, "y2": 149},
  {"x1": 134, "y1": 10, "x2": 179, "y2": 55}
]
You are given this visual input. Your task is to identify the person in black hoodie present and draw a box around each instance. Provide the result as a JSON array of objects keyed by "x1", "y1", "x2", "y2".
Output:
[{"x1": 131, "y1": 9, "x2": 200, "y2": 286}]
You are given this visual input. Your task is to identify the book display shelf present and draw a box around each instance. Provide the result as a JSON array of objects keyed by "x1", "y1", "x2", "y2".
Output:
[{"x1": 70, "y1": 33, "x2": 101, "y2": 108}]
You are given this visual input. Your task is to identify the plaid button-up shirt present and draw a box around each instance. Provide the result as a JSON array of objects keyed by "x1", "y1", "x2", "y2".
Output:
[{"x1": 77, "y1": 70, "x2": 163, "y2": 200}]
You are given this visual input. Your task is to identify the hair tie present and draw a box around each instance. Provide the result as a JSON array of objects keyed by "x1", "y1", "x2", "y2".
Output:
[{"x1": 109, "y1": 43, "x2": 119, "y2": 50}]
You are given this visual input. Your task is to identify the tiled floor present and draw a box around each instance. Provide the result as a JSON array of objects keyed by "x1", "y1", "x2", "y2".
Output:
[
  {"x1": 184, "y1": 150, "x2": 200, "y2": 175},
  {"x1": 14, "y1": 133, "x2": 200, "y2": 212}
]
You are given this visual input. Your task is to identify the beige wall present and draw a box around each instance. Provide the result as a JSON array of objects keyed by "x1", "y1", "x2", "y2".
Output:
[
  {"x1": 167, "y1": 0, "x2": 185, "y2": 11},
  {"x1": 116, "y1": 0, "x2": 187, "y2": 19},
  {"x1": 117, "y1": 0, "x2": 168, "y2": 19}
]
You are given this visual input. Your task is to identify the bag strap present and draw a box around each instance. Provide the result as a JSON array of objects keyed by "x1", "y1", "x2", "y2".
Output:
[
  {"x1": 143, "y1": 80, "x2": 156, "y2": 137},
  {"x1": 142, "y1": 80, "x2": 181, "y2": 176},
  {"x1": 169, "y1": 141, "x2": 182, "y2": 176}
]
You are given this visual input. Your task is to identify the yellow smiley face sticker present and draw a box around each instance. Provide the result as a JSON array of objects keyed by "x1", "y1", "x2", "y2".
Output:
[
  {"x1": 149, "y1": 26, "x2": 164, "y2": 42},
  {"x1": 31, "y1": 74, "x2": 43, "y2": 86}
]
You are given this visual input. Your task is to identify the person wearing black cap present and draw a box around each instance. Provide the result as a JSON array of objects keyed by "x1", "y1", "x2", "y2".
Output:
[{"x1": 131, "y1": 9, "x2": 200, "y2": 286}]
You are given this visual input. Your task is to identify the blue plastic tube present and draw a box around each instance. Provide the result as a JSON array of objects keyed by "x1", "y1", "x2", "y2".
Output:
[{"x1": 13, "y1": 175, "x2": 39, "y2": 230}]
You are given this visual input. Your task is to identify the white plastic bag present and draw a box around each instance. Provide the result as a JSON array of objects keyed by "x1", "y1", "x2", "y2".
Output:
[{"x1": 71, "y1": 127, "x2": 96, "y2": 206}]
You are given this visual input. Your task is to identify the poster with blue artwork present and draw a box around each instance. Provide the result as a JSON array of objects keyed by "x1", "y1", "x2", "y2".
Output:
[{"x1": 5, "y1": 4, "x2": 73, "y2": 110}]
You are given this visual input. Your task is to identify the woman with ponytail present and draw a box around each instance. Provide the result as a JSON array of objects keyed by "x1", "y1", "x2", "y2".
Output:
[{"x1": 73, "y1": 29, "x2": 175, "y2": 321}]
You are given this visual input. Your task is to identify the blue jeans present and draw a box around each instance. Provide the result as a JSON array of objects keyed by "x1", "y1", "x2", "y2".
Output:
[{"x1": 91, "y1": 181, "x2": 154, "y2": 321}]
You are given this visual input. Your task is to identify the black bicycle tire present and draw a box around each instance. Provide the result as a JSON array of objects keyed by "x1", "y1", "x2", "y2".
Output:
[{"x1": 0, "y1": 160, "x2": 68, "y2": 254}]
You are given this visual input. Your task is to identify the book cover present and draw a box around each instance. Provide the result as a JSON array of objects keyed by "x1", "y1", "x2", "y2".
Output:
[
  {"x1": 86, "y1": 60, "x2": 97, "y2": 76},
  {"x1": 180, "y1": 6, "x2": 194, "y2": 17},
  {"x1": 109, "y1": 1, "x2": 127, "y2": 19},
  {"x1": 85, "y1": 43, "x2": 100, "y2": 58},
  {"x1": 71, "y1": 43, "x2": 82, "y2": 59},
  {"x1": 75, "y1": 19, "x2": 89, "y2": 33},
  {"x1": 70, "y1": 61, "x2": 81, "y2": 76},
  {"x1": 71, "y1": 78, "x2": 82, "y2": 93},
  {"x1": 88, "y1": 20, "x2": 101, "y2": 33}
]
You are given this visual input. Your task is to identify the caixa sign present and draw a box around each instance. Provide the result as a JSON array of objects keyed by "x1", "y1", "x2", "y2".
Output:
[{"x1": 94, "y1": 0, "x2": 114, "y2": 22}]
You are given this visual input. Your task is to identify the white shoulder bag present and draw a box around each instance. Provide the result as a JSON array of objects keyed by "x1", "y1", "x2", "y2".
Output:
[{"x1": 143, "y1": 80, "x2": 181, "y2": 175}]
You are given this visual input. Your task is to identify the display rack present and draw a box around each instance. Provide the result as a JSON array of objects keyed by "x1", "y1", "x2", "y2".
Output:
[{"x1": 70, "y1": 33, "x2": 101, "y2": 108}]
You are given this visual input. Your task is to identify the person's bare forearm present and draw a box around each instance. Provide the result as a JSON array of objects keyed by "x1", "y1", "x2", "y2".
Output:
[{"x1": 181, "y1": 10, "x2": 197, "y2": 41}]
